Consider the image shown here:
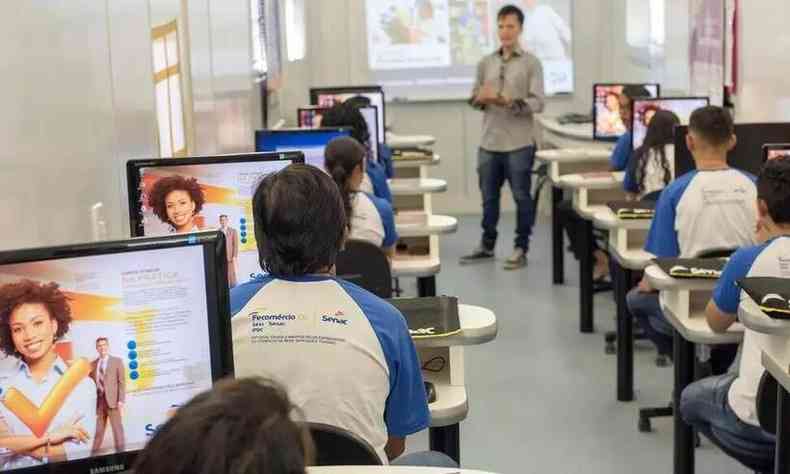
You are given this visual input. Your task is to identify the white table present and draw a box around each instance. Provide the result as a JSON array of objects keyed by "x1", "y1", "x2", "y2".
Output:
[
  {"x1": 393, "y1": 154, "x2": 441, "y2": 168},
  {"x1": 415, "y1": 304, "x2": 498, "y2": 349},
  {"x1": 387, "y1": 133, "x2": 437, "y2": 148},
  {"x1": 537, "y1": 116, "x2": 603, "y2": 149},
  {"x1": 396, "y1": 215, "x2": 459, "y2": 238},
  {"x1": 389, "y1": 178, "x2": 448, "y2": 196},
  {"x1": 309, "y1": 467, "x2": 498, "y2": 474}
]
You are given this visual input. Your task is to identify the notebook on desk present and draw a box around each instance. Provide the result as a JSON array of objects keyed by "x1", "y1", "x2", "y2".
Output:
[
  {"x1": 737, "y1": 277, "x2": 790, "y2": 319},
  {"x1": 654, "y1": 258, "x2": 728, "y2": 279},
  {"x1": 392, "y1": 147, "x2": 433, "y2": 160},
  {"x1": 387, "y1": 296, "x2": 462, "y2": 339},
  {"x1": 607, "y1": 201, "x2": 655, "y2": 219}
]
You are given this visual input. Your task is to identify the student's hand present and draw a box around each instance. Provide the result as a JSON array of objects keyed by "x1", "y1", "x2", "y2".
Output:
[{"x1": 637, "y1": 277, "x2": 654, "y2": 293}]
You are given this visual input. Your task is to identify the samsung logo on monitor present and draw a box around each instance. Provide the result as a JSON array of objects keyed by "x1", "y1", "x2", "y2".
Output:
[{"x1": 90, "y1": 464, "x2": 126, "y2": 474}]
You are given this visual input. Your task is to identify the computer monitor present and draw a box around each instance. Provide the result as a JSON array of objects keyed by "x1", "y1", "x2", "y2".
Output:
[
  {"x1": 126, "y1": 152, "x2": 304, "y2": 286},
  {"x1": 631, "y1": 97, "x2": 710, "y2": 150},
  {"x1": 763, "y1": 143, "x2": 790, "y2": 162},
  {"x1": 255, "y1": 128, "x2": 351, "y2": 169},
  {"x1": 593, "y1": 83, "x2": 660, "y2": 141},
  {"x1": 297, "y1": 105, "x2": 380, "y2": 163},
  {"x1": 675, "y1": 123, "x2": 790, "y2": 176},
  {"x1": 310, "y1": 86, "x2": 386, "y2": 144},
  {"x1": 0, "y1": 231, "x2": 233, "y2": 474}
]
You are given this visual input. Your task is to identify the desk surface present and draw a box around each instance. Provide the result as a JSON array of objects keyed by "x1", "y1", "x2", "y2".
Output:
[
  {"x1": 592, "y1": 208, "x2": 652, "y2": 231},
  {"x1": 389, "y1": 178, "x2": 448, "y2": 196},
  {"x1": 309, "y1": 467, "x2": 498, "y2": 474},
  {"x1": 762, "y1": 350, "x2": 790, "y2": 394},
  {"x1": 558, "y1": 172, "x2": 624, "y2": 191},
  {"x1": 739, "y1": 297, "x2": 790, "y2": 335},
  {"x1": 644, "y1": 264, "x2": 719, "y2": 292},
  {"x1": 393, "y1": 154, "x2": 441, "y2": 168},
  {"x1": 662, "y1": 301, "x2": 744, "y2": 345},
  {"x1": 536, "y1": 147, "x2": 612, "y2": 163},
  {"x1": 426, "y1": 381, "x2": 468, "y2": 427},
  {"x1": 387, "y1": 133, "x2": 437, "y2": 148},
  {"x1": 396, "y1": 215, "x2": 459, "y2": 238},
  {"x1": 611, "y1": 248, "x2": 654, "y2": 271},
  {"x1": 415, "y1": 304, "x2": 498, "y2": 348},
  {"x1": 392, "y1": 254, "x2": 441, "y2": 278},
  {"x1": 537, "y1": 116, "x2": 595, "y2": 141}
]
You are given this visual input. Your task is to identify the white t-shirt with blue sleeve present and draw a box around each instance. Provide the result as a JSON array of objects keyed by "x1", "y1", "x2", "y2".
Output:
[
  {"x1": 644, "y1": 169, "x2": 758, "y2": 258},
  {"x1": 712, "y1": 236, "x2": 790, "y2": 426},
  {"x1": 229, "y1": 275, "x2": 430, "y2": 463},
  {"x1": 350, "y1": 192, "x2": 398, "y2": 248}
]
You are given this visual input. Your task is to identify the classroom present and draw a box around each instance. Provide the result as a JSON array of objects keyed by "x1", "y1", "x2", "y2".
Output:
[{"x1": 1, "y1": 1, "x2": 790, "y2": 474}]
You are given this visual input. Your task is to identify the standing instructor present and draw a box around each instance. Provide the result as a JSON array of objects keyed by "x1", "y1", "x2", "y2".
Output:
[{"x1": 461, "y1": 4, "x2": 544, "y2": 270}]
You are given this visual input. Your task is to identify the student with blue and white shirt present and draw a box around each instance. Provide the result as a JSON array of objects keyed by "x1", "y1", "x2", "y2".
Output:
[
  {"x1": 229, "y1": 164, "x2": 455, "y2": 467},
  {"x1": 628, "y1": 106, "x2": 758, "y2": 359},
  {"x1": 680, "y1": 157, "x2": 790, "y2": 472},
  {"x1": 325, "y1": 136, "x2": 398, "y2": 256}
]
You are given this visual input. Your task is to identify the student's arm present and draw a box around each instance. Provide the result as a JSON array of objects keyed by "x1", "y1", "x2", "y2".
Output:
[
  {"x1": 377, "y1": 200, "x2": 399, "y2": 255},
  {"x1": 609, "y1": 132, "x2": 632, "y2": 171},
  {"x1": 706, "y1": 247, "x2": 759, "y2": 332},
  {"x1": 510, "y1": 59, "x2": 545, "y2": 117},
  {"x1": 644, "y1": 185, "x2": 681, "y2": 258},
  {"x1": 385, "y1": 436, "x2": 406, "y2": 460}
]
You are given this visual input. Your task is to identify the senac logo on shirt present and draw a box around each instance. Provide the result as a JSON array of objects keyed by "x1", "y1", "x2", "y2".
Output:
[{"x1": 321, "y1": 310, "x2": 349, "y2": 326}]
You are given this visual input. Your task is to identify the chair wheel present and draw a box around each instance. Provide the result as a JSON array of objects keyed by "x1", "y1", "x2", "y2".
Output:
[
  {"x1": 656, "y1": 355, "x2": 670, "y2": 367},
  {"x1": 638, "y1": 417, "x2": 652, "y2": 433},
  {"x1": 605, "y1": 343, "x2": 616, "y2": 355}
]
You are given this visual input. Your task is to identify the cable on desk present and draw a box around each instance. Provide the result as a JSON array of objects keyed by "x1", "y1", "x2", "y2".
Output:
[{"x1": 422, "y1": 356, "x2": 446, "y2": 373}]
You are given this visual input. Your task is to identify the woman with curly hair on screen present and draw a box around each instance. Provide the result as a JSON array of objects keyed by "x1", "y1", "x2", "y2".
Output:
[
  {"x1": 0, "y1": 280, "x2": 96, "y2": 468},
  {"x1": 147, "y1": 175, "x2": 206, "y2": 234}
]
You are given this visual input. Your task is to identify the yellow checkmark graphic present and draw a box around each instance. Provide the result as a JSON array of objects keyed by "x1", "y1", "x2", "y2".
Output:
[{"x1": 1, "y1": 358, "x2": 91, "y2": 438}]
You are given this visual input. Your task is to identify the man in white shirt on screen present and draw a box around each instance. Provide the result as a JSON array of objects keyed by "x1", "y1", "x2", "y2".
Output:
[{"x1": 522, "y1": 0, "x2": 572, "y2": 61}]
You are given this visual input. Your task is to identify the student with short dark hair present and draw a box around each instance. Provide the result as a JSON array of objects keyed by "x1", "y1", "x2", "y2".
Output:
[
  {"x1": 680, "y1": 157, "x2": 790, "y2": 472},
  {"x1": 628, "y1": 106, "x2": 758, "y2": 359},
  {"x1": 624, "y1": 109, "x2": 680, "y2": 200},
  {"x1": 229, "y1": 164, "x2": 455, "y2": 467},
  {"x1": 133, "y1": 377, "x2": 314, "y2": 474},
  {"x1": 325, "y1": 136, "x2": 398, "y2": 256},
  {"x1": 321, "y1": 103, "x2": 392, "y2": 203}
]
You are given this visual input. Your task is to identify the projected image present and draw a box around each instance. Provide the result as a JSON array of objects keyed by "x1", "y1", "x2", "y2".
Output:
[
  {"x1": 449, "y1": 0, "x2": 493, "y2": 66},
  {"x1": 632, "y1": 98, "x2": 709, "y2": 150},
  {"x1": 0, "y1": 246, "x2": 213, "y2": 470},
  {"x1": 366, "y1": 0, "x2": 452, "y2": 70},
  {"x1": 593, "y1": 84, "x2": 659, "y2": 140},
  {"x1": 134, "y1": 161, "x2": 290, "y2": 285}
]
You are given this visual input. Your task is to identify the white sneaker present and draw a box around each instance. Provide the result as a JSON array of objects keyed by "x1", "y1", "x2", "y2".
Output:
[{"x1": 503, "y1": 248, "x2": 527, "y2": 270}]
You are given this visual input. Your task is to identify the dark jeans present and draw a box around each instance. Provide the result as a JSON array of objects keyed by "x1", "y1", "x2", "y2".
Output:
[
  {"x1": 681, "y1": 373, "x2": 775, "y2": 472},
  {"x1": 478, "y1": 146, "x2": 536, "y2": 251}
]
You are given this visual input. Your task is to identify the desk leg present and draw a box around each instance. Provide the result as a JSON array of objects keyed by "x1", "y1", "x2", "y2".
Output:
[
  {"x1": 418, "y1": 276, "x2": 437, "y2": 297},
  {"x1": 429, "y1": 424, "x2": 460, "y2": 465},
  {"x1": 673, "y1": 331, "x2": 695, "y2": 474},
  {"x1": 552, "y1": 186, "x2": 565, "y2": 285},
  {"x1": 579, "y1": 217, "x2": 594, "y2": 333},
  {"x1": 616, "y1": 264, "x2": 634, "y2": 402},
  {"x1": 775, "y1": 384, "x2": 790, "y2": 474}
]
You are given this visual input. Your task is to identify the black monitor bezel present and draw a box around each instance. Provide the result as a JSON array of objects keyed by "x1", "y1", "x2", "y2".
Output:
[
  {"x1": 630, "y1": 96, "x2": 710, "y2": 150},
  {"x1": 763, "y1": 143, "x2": 790, "y2": 162},
  {"x1": 309, "y1": 86, "x2": 386, "y2": 144},
  {"x1": 0, "y1": 231, "x2": 233, "y2": 474},
  {"x1": 592, "y1": 82, "x2": 661, "y2": 142},
  {"x1": 126, "y1": 151, "x2": 304, "y2": 238}
]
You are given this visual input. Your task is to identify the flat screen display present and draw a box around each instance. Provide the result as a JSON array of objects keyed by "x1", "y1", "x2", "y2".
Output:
[
  {"x1": 310, "y1": 86, "x2": 385, "y2": 144},
  {"x1": 763, "y1": 143, "x2": 790, "y2": 162},
  {"x1": 297, "y1": 106, "x2": 380, "y2": 163},
  {"x1": 255, "y1": 128, "x2": 351, "y2": 170},
  {"x1": 631, "y1": 97, "x2": 710, "y2": 150},
  {"x1": 593, "y1": 83, "x2": 660, "y2": 141}
]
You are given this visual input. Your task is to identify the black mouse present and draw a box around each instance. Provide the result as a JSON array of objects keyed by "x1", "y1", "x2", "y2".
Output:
[{"x1": 424, "y1": 381, "x2": 437, "y2": 403}]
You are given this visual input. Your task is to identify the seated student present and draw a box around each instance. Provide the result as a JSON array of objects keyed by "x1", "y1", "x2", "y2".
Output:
[
  {"x1": 628, "y1": 106, "x2": 758, "y2": 361},
  {"x1": 680, "y1": 157, "x2": 790, "y2": 472},
  {"x1": 325, "y1": 136, "x2": 398, "y2": 256},
  {"x1": 321, "y1": 102, "x2": 392, "y2": 203},
  {"x1": 344, "y1": 95, "x2": 395, "y2": 179},
  {"x1": 559, "y1": 84, "x2": 653, "y2": 280},
  {"x1": 133, "y1": 377, "x2": 314, "y2": 474},
  {"x1": 624, "y1": 109, "x2": 680, "y2": 201},
  {"x1": 230, "y1": 164, "x2": 456, "y2": 468}
]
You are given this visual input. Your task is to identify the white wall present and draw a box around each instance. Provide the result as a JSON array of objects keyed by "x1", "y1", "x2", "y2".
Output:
[{"x1": 0, "y1": 0, "x2": 258, "y2": 251}]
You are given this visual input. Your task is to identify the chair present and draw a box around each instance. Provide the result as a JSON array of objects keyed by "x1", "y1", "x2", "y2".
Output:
[
  {"x1": 335, "y1": 239, "x2": 392, "y2": 298},
  {"x1": 307, "y1": 422, "x2": 382, "y2": 466},
  {"x1": 637, "y1": 247, "x2": 737, "y2": 433}
]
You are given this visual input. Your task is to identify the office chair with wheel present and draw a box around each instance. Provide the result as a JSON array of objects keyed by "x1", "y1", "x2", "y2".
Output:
[
  {"x1": 335, "y1": 239, "x2": 393, "y2": 298},
  {"x1": 307, "y1": 422, "x2": 383, "y2": 466}
]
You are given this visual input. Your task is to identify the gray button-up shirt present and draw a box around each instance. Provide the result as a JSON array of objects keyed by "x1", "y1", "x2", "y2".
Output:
[{"x1": 470, "y1": 45, "x2": 545, "y2": 152}]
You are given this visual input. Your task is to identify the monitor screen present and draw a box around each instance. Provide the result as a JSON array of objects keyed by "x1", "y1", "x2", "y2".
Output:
[
  {"x1": 310, "y1": 86, "x2": 385, "y2": 144},
  {"x1": 0, "y1": 232, "x2": 232, "y2": 473},
  {"x1": 764, "y1": 143, "x2": 790, "y2": 162},
  {"x1": 632, "y1": 97, "x2": 710, "y2": 151},
  {"x1": 255, "y1": 128, "x2": 351, "y2": 170},
  {"x1": 593, "y1": 83, "x2": 660, "y2": 141},
  {"x1": 126, "y1": 152, "x2": 303, "y2": 287},
  {"x1": 297, "y1": 106, "x2": 379, "y2": 163},
  {"x1": 675, "y1": 123, "x2": 790, "y2": 177}
]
